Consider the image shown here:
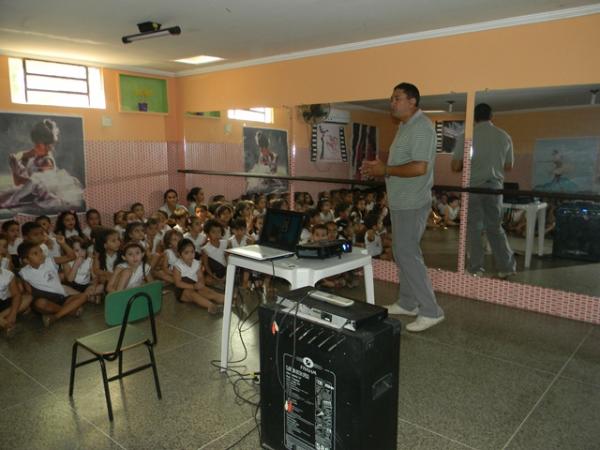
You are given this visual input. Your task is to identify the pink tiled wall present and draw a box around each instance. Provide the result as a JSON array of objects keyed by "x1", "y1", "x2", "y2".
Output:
[{"x1": 84, "y1": 141, "x2": 171, "y2": 225}]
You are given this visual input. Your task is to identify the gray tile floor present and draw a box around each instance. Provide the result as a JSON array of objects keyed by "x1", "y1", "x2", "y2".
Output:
[{"x1": 1, "y1": 280, "x2": 599, "y2": 450}]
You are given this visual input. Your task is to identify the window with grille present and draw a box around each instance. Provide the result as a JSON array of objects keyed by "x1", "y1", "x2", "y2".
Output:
[
  {"x1": 227, "y1": 107, "x2": 273, "y2": 123},
  {"x1": 8, "y1": 57, "x2": 106, "y2": 109}
]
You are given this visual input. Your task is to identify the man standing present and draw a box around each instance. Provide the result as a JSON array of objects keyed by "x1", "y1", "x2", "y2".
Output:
[
  {"x1": 451, "y1": 103, "x2": 516, "y2": 278},
  {"x1": 362, "y1": 82, "x2": 444, "y2": 332}
]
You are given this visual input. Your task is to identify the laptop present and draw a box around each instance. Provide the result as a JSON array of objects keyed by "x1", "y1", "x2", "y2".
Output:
[{"x1": 226, "y1": 208, "x2": 305, "y2": 260}]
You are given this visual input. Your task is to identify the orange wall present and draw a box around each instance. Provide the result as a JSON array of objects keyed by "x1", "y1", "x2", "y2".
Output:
[
  {"x1": 494, "y1": 106, "x2": 600, "y2": 155},
  {"x1": 177, "y1": 14, "x2": 600, "y2": 112},
  {"x1": 0, "y1": 56, "x2": 177, "y2": 141}
]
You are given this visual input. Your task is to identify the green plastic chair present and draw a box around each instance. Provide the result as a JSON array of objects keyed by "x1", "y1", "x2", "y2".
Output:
[{"x1": 68, "y1": 281, "x2": 163, "y2": 421}]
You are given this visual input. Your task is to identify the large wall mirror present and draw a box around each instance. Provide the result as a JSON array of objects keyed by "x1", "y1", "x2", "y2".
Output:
[
  {"x1": 291, "y1": 92, "x2": 467, "y2": 273},
  {"x1": 461, "y1": 84, "x2": 600, "y2": 296}
]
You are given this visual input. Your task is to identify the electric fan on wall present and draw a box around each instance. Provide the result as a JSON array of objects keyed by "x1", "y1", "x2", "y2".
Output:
[{"x1": 299, "y1": 103, "x2": 331, "y2": 125}]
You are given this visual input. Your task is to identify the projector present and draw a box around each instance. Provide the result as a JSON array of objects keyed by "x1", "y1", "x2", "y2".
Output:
[{"x1": 296, "y1": 239, "x2": 352, "y2": 259}]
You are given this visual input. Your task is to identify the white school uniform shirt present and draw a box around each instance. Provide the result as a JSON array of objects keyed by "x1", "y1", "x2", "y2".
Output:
[
  {"x1": 20, "y1": 257, "x2": 66, "y2": 296},
  {"x1": 319, "y1": 211, "x2": 335, "y2": 223},
  {"x1": 164, "y1": 248, "x2": 178, "y2": 269},
  {"x1": 0, "y1": 269, "x2": 14, "y2": 301},
  {"x1": 173, "y1": 224, "x2": 186, "y2": 234},
  {"x1": 67, "y1": 257, "x2": 92, "y2": 285},
  {"x1": 222, "y1": 227, "x2": 231, "y2": 241},
  {"x1": 42, "y1": 237, "x2": 61, "y2": 259},
  {"x1": 202, "y1": 239, "x2": 228, "y2": 266},
  {"x1": 299, "y1": 228, "x2": 311, "y2": 244},
  {"x1": 183, "y1": 232, "x2": 206, "y2": 252},
  {"x1": 8, "y1": 238, "x2": 23, "y2": 256},
  {"x1": 64, "y1": 229, "x2": 80, "y2": 238},
  {"x1": 365, "y1": 233, "x2": 383, "y2": 257},
  {"x1": 228, "y1": 235, "x2": 249, "y2": 249},
  {"x1": 82, "y1": 226, "x2": 92, "y2": 239},
  {"x1": 149, "y1": 234, "x2": 162, "y2": 254},
  {"x1": 173, "y1": 258, "x2": 200, "y2": 283},
  {"x1": 114, "y1": 225, "x2": 125, "y2": 238},
  {"x1": 105, "y1": 253, "x2": 118, "y2": 273},
  {"x1": 116, "y1": 262, "x2": 151, "y2": 289},
  {"x1": 0, "y1": 256, "x2": 9, "y2": 270}
]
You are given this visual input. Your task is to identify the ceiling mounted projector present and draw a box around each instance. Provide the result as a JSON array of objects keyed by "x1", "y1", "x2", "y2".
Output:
[{"x1": 122, "y1": 21, "x2": 181, "y2": 44}]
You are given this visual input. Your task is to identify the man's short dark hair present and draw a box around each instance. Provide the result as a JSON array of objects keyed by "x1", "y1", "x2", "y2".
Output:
[
  {"x1": 394, "y1": 82, "x2": 420, "y2": 107},
  {"x1": 474, "y1": 103, "x2": 493, "y2": 122}
]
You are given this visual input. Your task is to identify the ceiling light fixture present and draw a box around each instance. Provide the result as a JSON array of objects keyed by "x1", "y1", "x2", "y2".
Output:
[
  {"x1": 446, "y1": 100, "x2": 455, "y2": 113},
  {"x1": 122, "y1": 21, "x2": 181, "y2": 44},
  {"x1": 590, "y1": 89, "x2": 599, "y2": 105},
  {"x1": 175, "y1": 55, "x2": 224, "y2": 65}
]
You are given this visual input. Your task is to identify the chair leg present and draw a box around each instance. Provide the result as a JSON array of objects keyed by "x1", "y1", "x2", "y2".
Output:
[
  {"x1": 118, "y1": 351, "x2": 123, "y2": 378},
  {"x1": 98, "y1": 358, "x2": 114, "y2": 421},
  {"x1": 147, "y1": 343, "x2": 162, "y2": 399},
  {"x1": 69, "y1": 342, "x2": 79, "y2": 397}
]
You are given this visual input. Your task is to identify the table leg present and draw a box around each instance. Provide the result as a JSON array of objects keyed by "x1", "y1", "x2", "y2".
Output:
[
  {"x1": 220, "y1": 264, "x2": 237, "y2": 372},
  {"x1": 537, "y1": 208, "x2": 546, "y2": 256},
  {"x1": 524, "y1": 207, "x2": 536, "y2": 268},
  {"x1": 363, "y1": 263, "x2": 375, "y2": 304}
]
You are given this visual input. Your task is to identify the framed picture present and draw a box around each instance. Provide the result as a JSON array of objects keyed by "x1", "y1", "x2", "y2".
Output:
[
  {"x1": 0, "y1": 111, "x2": 86, "y2": 218},
  {"x1": 243, "y1": 127, "x2": 289, "y2": 195},
  {"x1": 436, "y1": 120, "x2": 464, "y2": 153},
  {"x1": 119, "y1": 74, "x2": 168, "y2": 113}
]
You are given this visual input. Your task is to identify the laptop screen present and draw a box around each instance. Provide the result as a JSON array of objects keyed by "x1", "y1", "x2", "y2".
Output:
[{"x1": 259, "y1": 209, "x2": 305, "y2": 251}]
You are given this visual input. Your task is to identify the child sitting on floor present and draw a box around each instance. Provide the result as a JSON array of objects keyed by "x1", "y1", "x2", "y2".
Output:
[
  {"x1": 173, "y1": 239, "x2": 224, "y2": 314},
  {"x1": 201, "y1": 219, "x2": 228, "y2": 287},
  {"x1": 107, "y1": 242, "x2": 153, "y2": 292},
  {"x1": 18, "y1": 241, "x2": 87, "y2": 327},
  {"x1": 0, "y1": 263, "x2": 32, "y2": 337}
]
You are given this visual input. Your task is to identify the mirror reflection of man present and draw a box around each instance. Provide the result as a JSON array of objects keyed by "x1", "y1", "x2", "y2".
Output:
[
  {"x1": 362, "y1": 82, "x2": 444, "y2": 332},
  {"x1": 451, "y1": 103, "x2": 516, "y2": 278}
]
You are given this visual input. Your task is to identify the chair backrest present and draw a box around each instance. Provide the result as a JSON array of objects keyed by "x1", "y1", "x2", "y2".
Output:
[{"x1": 105, "y1": 281, "x2": 163, "y2": 327}]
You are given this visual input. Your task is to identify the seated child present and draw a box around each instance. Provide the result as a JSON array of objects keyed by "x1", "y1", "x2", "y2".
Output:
[
  {"x1": 2, "y1": 220, "x2": 23, "y2": 269},
  {"x1": 364, "y1": 213, "x2": 383, "y2": 257},
  {"x1": 131, "y1": 202, "x2": 146, "y2": 223},
  {"x1": 153, "y1": 229, "x2": 183, "y2": 285},
  {"x1": 92, "y1": 228, "x2": 121, "y2": 296},
  {"x1": 312, "y1": 224, "x2": 345, "y2": 289},
  {"x1": 173, "y1": 239, "x2": 224, "y2": 314},
  {"x1": 21, "y1": 222, "x2": 76, "y2": 270},
  {"x1": 82, "y1": 208, "x2": 102, "y2": 239},
  {"x1": 18, "y1": 241, "x2": 87, "y2": 327},
  {"x1": 64, "y1": 236, "x2": 94, "y2": 294},
  {"x1": 183, "y1": 216, "x2": 207, "y2": 257},
  {"x1": 0, "y1": 265, "x2": 32, "y2": 337},
  {"x1": 172, "y1": 207, "x2": 189, "y2": 234},
  {"x1": 107, "y1": 242, "x2": 153, "y2": 292},
  {"x1": 0, "y1": 232, "x2": 14, "y2": 271},
  {"x1": 201, "y1": 219, "x2": 228, "y2": 286}
]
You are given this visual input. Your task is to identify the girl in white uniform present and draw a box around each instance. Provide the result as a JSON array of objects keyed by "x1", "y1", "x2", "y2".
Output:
[
  {"x1": 154, "y1": 229, "x2": 183, "y2": 285},
  {"x1": 107, "y1": 242, "x2": 153, "y2": 292},
  {"x1": 173, "y1": 239, "x2": 224, "y2": 314}
]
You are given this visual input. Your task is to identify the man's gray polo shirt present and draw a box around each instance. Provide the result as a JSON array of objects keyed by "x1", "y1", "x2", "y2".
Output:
[
  {"x1": 452, "y1": 121, "x2": 513, "y2": 188},
  {"x1": 386, "y1": 110, "x2": 436, "y2": 210}
]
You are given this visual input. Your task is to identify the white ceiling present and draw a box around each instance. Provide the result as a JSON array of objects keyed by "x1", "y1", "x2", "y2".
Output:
[{"x1": 0, "y1": 0, "x2": 599, "y2": 75}]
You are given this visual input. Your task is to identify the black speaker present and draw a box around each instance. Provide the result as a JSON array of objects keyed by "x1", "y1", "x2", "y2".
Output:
[
  {"x1": 553, "y1": 202, "x2": 600, "y2": 262},
  {"x1": 258, "y1": 294, "x2": 401, "y2": 450}
]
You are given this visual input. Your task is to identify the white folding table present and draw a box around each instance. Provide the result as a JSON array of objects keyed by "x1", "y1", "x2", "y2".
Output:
[
  {"x1": 503, "y1": 201, "x2": 548, "y2": 268},
  {"x1": 219, "y1": 249, "x2": 375, "y2": 371}
]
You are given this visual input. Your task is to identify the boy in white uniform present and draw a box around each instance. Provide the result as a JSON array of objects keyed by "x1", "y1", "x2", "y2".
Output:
[{"x1": 18, "y1": 241, "x2": 87, "y2": 327}]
